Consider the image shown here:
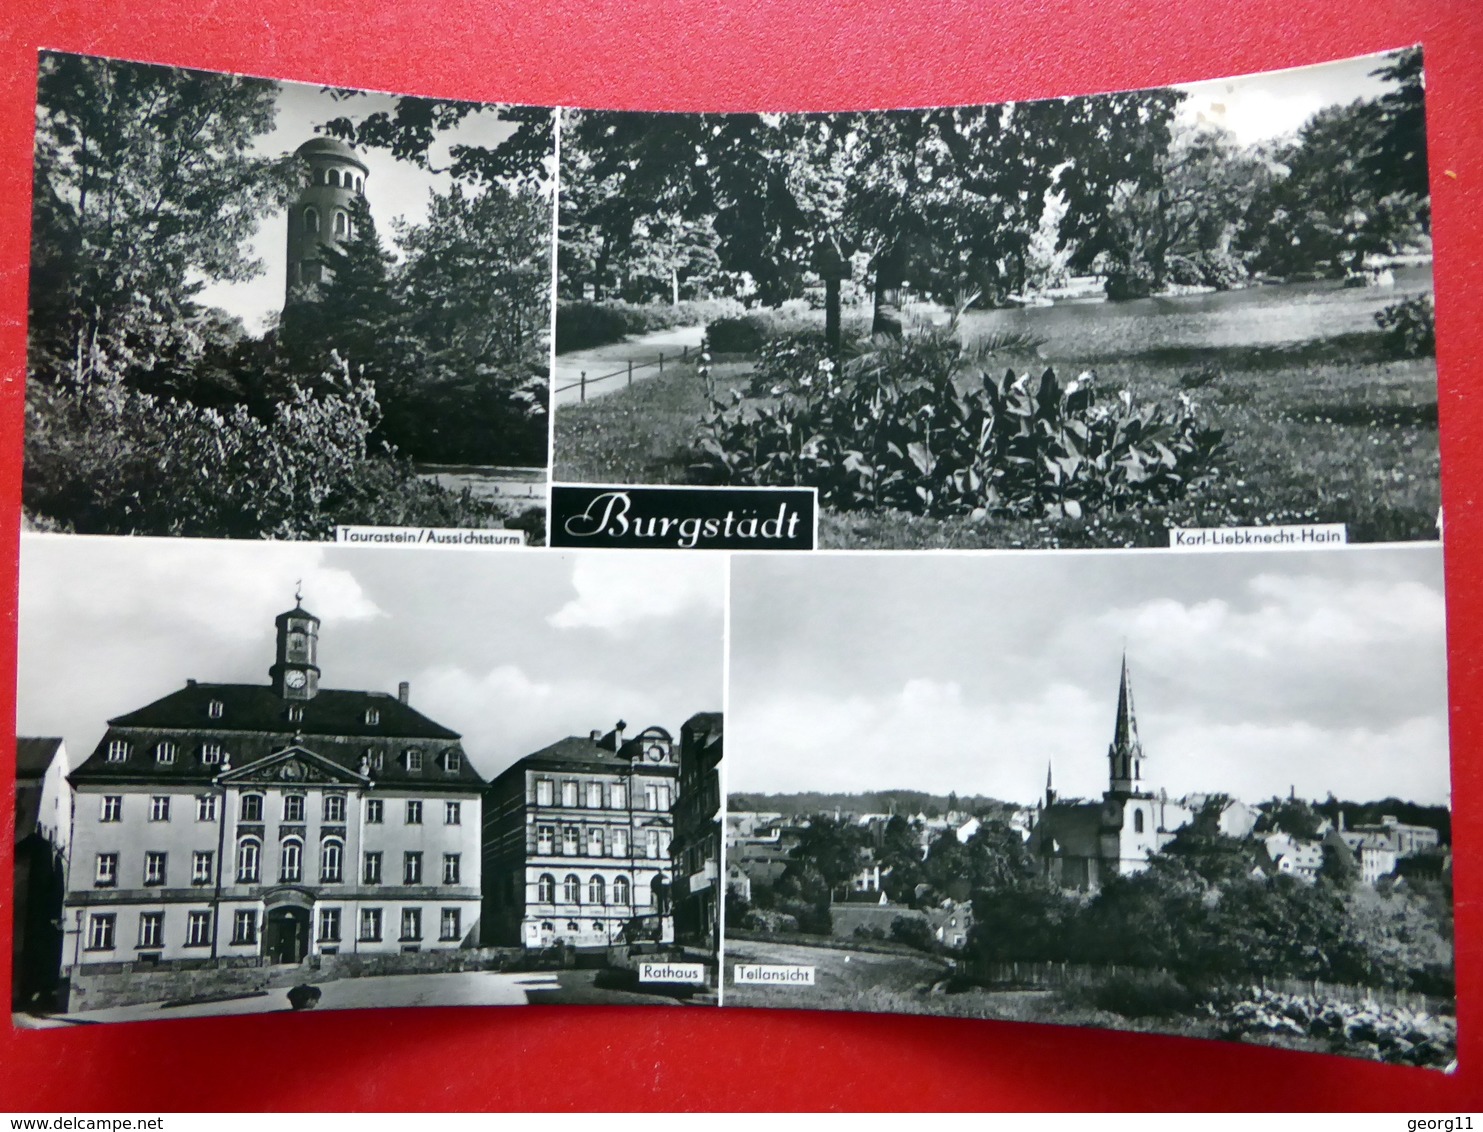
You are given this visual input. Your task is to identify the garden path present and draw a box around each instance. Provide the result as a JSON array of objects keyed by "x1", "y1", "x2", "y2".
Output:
[{"x1": 553, "y1": 325, "x2": 706, "y2": 407}]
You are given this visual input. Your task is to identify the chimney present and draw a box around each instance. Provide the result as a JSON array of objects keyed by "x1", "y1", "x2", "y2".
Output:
[
  {"x1": 614, "y1": 720, "x2": 626, "y2": 748},
  {"x1": 186, "y1": 679, "x2": 197, "y2": 687},
  {"x1": 589, "y1": 729, "x2": 603, "y2": 742},
  {"x1": 1338, "y1": 810, "x2": 1345, "y2": 832},
  {"x1": 398, "y1": 681, "x2": 409, "y2": 705}
]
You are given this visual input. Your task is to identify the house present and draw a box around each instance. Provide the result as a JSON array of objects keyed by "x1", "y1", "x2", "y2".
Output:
[
  {"x1": 926, "y1": 900, "x2": 973, "y2": 950},
  {"x1": 13, "y1": 738, "x2": 70, "y2": 1010},
  {"x1": 481, "y1": 722, "x2": 678, "y2": 949},
  {"x1": 63, "y1": 598, "x2": 484, "y2": 1003},
  {"x1": 671, "y1": 712, "x2": 723, "y2": 949},
  {"x1": 1256, "y1": 832, "x2": 1325, "y2": 881},
  {"x1": 1338, "y1": 812, "x2": 1440, "y2": 859}
]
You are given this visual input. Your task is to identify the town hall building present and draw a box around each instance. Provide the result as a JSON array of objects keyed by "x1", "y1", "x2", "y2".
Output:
[{"x1": 63, "y1": 597, "x2": 485, "y2": 994}]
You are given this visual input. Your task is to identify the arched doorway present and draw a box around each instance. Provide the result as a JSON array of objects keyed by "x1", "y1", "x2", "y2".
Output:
[{"x1": 264, "y1": 906, "x2": 310, "y2": 964}]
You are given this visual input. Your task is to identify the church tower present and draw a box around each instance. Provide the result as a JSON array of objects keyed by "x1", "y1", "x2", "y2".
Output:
[
  {"x1": 269, "y1": 596, "x2": 321, "y2": 701},
  {"x1": 285, "y1": 137, "x2": 369, "y2": 303},
  {"x1": 1107, "y1": 654, "x2": 1148, "y2": 795}
]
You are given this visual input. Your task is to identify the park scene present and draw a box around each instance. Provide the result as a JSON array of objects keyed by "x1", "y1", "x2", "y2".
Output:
[
  {"x1": 554, "y1": 50, "x2": 1438, "y2": 550},
  {"x1": 24, "y1": 53, "x2": 553, "y2": 541}
]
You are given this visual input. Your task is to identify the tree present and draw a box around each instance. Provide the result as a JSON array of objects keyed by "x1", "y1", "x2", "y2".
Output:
[
  {"x1": 28, "y1": 53, "x2": 295, "y2": 388},
  {"x1": 1255, "y1": 796, "x2": 1323, "y2": 840}
]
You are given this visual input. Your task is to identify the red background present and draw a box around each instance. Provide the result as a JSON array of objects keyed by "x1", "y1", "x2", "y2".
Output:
[{"x1": 0, "y1": 0, "x2": 1481, "y2": 1112}]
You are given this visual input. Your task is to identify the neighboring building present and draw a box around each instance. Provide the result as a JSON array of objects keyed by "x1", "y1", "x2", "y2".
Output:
[
  {"x1": 482, "y1": 722, "x2": 679, "y2": 950},
  {"x1": 284, "y1": 137, "x2": 369, "y2": 302},
  {"x1": 63, "y1": 599, "x2": 484, "y2": 984},
  {"x1": 1028, "y1": 656, "x2": 1191, "y2": 891},
  {"x1": 1257, "y1": 832, "x2": 1325, "y2": 881},
  {"x1": 926, "y1": 900, "x2": 973, "y2": 950},
  {"x1": 1338, "y1": 813, "x2": 1441, "y2": 859},
  {"x1": 13, "y1": 738, "x2": 70, "y2": 1010},
  {"x1": 1327, "y1": 828, "x2": 1400, "y2": 884},
  {"x1": 672, "y1": 712, "x2": 722, "y2": 950},
  {"x1": 725, "y1": 861, "x2": 752, "y2": 904}
]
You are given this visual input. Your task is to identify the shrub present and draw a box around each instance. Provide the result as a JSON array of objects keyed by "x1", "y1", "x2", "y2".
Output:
[
  {"x1": 1069, "y1": 969, "x2": 1202, "y2": 1018},
  {"x1": 1375, "y1": 293, "x2": 1436, "y2": 358},
  {"x1": 1191, "y1": 249, "x2": 1249, "y2": 291},
  {"x1": 556, "y1": 298, "x2": 745, "y2": 352},
  {"x1": 1165, "y1": 255, "x2": 1204, "y2": 287},
  {"x1": 693, "y1": 327, "x2": 1226, "y2": 520},
  {"x1": 890, "y1": 916, "x2": 936, "y2": 952},
  {"x1": 1103, "y1": 261, "x2": 1156, "y2": 301}
]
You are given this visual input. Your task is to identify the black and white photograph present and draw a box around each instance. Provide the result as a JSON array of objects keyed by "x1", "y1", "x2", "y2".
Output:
[
  {"x1": 724, "y1": 546, "x2": 1455, "y2": 1067},
  {"x1": 553, "y1": 50, "x2": 1438, "y2": 551},
  {"x1": 12, "y1": 535, "x2": 723, "y2": 1023},
  {"x1": 24, "y1": 52, "x2": 553, "y2": 542}
]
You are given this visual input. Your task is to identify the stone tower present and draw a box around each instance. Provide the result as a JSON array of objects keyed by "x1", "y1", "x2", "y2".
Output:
[
  {"x1": 284, "y1": 137, "x2": 369, "y2": 303},
  {"x1": 1106, "y1": 653, "x2": 1147, "y2": 795}
]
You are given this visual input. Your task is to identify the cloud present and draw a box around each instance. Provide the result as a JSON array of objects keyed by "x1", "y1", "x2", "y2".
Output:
[{"x1": 548, "y1": 555, "x2": 724, "y2": 632}]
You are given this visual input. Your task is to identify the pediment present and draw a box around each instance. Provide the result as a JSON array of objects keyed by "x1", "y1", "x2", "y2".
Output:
[{"x1": 217, "y1": 744, "x2": 368, "y2": 786}]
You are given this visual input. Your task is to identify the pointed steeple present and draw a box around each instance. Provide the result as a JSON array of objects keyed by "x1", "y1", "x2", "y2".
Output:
[
  {"x1": 1045, "y1": 761, "x2": 1056, "y2": 806},
  {"x1": 1107, "y1": 652, "x2": 1146, "y2": 795}
]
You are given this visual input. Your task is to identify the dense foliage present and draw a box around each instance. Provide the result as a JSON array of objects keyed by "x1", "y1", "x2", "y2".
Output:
[
  {"x1": 693, "y1": 327, "x2": 1226, "y2": 520},
  {"x1": 1375, "y1": 293, "x2": 1436, "y2": 358},
  {"x1": 555, "y1": 298, "x2": 744, "y2": 352}
]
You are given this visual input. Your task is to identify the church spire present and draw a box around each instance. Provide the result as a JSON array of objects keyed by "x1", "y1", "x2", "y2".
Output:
[
  {"x1": 1045, "y1": 761, "x2": 1056, "y2": 806},
  {"x1": 1108, "y1": 653, "x2": 1146, "y2": 795}
]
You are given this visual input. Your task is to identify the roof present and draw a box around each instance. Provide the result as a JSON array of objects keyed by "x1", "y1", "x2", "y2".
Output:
[
  {"x1": 295, "y1": 137, "x2": 369, "y2": 172},
  {"x1": 683, "y1": 712, "x2": 724, "y2": 739},
  {"x1": 72, "y1": 683, "x2": 481, "y2": 791},
  {"x1": 1033, "y1": 802, "x2": 1104, "y2": 859},
  {"x1": 16, "y1": 737, "x2": 63, "y2": 778}
]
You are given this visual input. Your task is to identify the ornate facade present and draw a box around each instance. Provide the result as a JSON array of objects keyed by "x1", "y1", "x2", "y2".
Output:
[
  {"x1": 63, "y1": 600, "x2": 484, "y2": 980},
  {"x1": 285, "y1": 136, "x2": 369, "y2": 301}
]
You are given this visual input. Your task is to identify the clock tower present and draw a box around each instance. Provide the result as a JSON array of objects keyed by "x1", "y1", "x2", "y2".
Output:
[{"x1": 269, "y1": 596, "x2": 321, "y2": 701}]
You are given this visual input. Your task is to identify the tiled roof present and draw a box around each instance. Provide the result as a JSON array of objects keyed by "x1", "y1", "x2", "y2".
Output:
[{"x1": 16, "y1": 737, "x2": 63, "y2": 778}]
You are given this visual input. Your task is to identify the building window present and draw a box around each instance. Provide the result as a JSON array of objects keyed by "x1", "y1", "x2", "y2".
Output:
[
  {"x1": 366, "y1": 798, "x2": 384, "y2": 824},
  {"x1": 318, "y1": 908, "x2": 341, "y2": 943},
  {"x1": 561, "y1": 781, "x2": 579, "y2": 807},
  {"x1": 144, "y1": 851, "x2": 167, "y2": 886},
  {"x1": 196, "y1": 795, "x2": 218, "y2": 822},
  {"x1": 106, "y1": 739, "x2": 130, "y2": 763},
  {"x1": 644, "y1": 784, "x2": 671, "y2": 812},
  {"x1": 1134, "y1": 809, "x2": 1145, "y2": 833},
  {"x1": 566, "y1": 921, "x2": 580, "y2": 934},
  {"x1": 588, "y1": 828, "x2": 604, "y2": 856},
  {"x1": 442, "y1": 854, "x2": 460, "y2": 885},
  {"x1": 563, "y1": 874, "x2": 581, "y2": 904},
  {"x1": 537, "y1": 874, "x2": 555, "y2": 903},
  {"x1": 536, "y1": 825, "x2": 554, "y2": 854},
  {"x1": 443, "y1": 750, "x2": 462, "y2": 774},
  {"x1": 208, "y1": 700, "x2": 223, "y2": 719},
  {"x1": 304, "y1": 206, "x2": 319, "y2": 233},
  {"x1": 201, "y1": 743, "x2": 223, "y2": 766},
  {"x1": 232, "y1": 910, "x2": 257, "y2": 945},
  {"x1": 87, "y1": 914, "x2": 116, "y2": 951},
  {"x1": 280, "y1": 839, "x2": 303, "y2": 884},
  {"x1": 287, "y1": 705, "x2": 303, "y2": 724},
  {"x1": 404, "y1": 749, "x2": 423, "y2": 772},
  {"x1": 186, "y1": 911, "x2": 212, "y2": 948},
  {"x1": 405, "y1": 800, "x2": 423, "y2": 825},
  {"x1": 323, "y1": 794, "x2": 346, "y2": 822},
  {"x1": 444, "y1": 801, "x2": 461, "y2": 825},
  {"x1": 363, "y1": 747, "x2": 382, "y2": 772},
  {"x1": 646, "y1": 830, "x2": 661, "y2": 860},
  {"x1": 403, "y1": 852, "x2": 423, "y2": 885},
  {"x1": 154, "y1": 741, "x2": 176, "y2": 765},
  {"x1": 535, "y1": 779, "x2": 553, "y2": 806},
  {"x1": 360, "y1": 908, "x2": 382, "y2": 942},
  {"x1": 365, "y1": 708, "x2": 380, "y2": 726},
  {"x1": 321, "y1": 839, "x2": 344, "y2": 884},
  {"x1": 334, "y1": 210, "x2": 348, "y2": 237},
  {"x1": 588, "y1": 875, "x2": 605, "y2": 905},
  {"x1": 612, "y1": 783, "x2": 627, "y2": 809},
  {"x1": 150, "y1": 796, "x2": 171, "y2": 822},
  {"x1": 363, "y1": 851, "x2": 383, "y2": 885},
  {"x1": 241, "y1": 794, "x2": 263, "y2": 822},
  {"x1": 192, "y1": 850, "x2": 214, "y2": 885},
  {"x1": 612, "y1": 829, "x2": 629, "y2": 858},
  {"x1": 283, "y1": 795, "x2": 305, "y2": 822},
  {"x1": 562, "y1": 827, "x2": 579, "y2": 855},
  {"x1": 94, "y1": 853, "x2": 118, "y2": 888},
  {"x1": 100, "y1": 796, "x2": 122, "y2": 823},
  {"x1": 440, "y1": 908, "x2": 461, "y2": 941},
  {"x1": 138, "y1": 912, "x2": 164, "y2": 949},
  {"x1": 581, "y1": 782, "x2": 598, "y2": 808},
  {"x1": 400, "y1": 908, "x2": 422, "y2": 941},
  {"x1": 613, "y1": 876, "x2": 630, "y2": 905},
  {"x1": 236, "y1": 839, "x2": 261, "y2": 883}
]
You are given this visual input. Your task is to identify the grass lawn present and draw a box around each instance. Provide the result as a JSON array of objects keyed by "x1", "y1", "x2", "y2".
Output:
[{"x1": 553, "y1": 331, "x2": 1441, "y2": 550}]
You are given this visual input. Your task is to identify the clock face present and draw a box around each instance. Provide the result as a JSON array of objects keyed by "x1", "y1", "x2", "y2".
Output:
[
  {"x1": 285, "y1": 670, "x2": 307, "y2": 689},
  {"x1": 646, "y1": 744, "x2": 665, "y2": 763}
]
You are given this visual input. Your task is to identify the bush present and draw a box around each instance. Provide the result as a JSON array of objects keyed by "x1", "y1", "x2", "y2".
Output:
[
  {"x1": 556, "y1": 298, "x2": 745, "y2": 352},
  {"x1": 1103, "y1": 261, "x2": 1156, "y2": 301},
  {"x1": 890, "y1": 916, "x2": 936, "y2": 952},
  {"x1": 693, "y1": 327, "x2": 1226, "y2": 520},
  {"x1": 1375, "y1": 293, "x2": 1436, "y2": 358},
  {"x1": 1069, "y1": 969, "x2": 1202, "y2": 1019},
  {"x1": 1191, "y1": 249, "x2": 1249, "y2": 291},
  {"x1": 1165, "y1": 255, "x2": 1204, "y2": 287}
]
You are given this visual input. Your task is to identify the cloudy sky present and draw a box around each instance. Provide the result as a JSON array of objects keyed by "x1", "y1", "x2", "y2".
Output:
[
  {"x1": 193, "y1": 75, "x2": 551, "y2": 333},
  {"x1": 17, "y1": 537, "x2": 722, "y2": 782},
  {"x1": 729, "y1": 545, "x2": 1451, "y2": 807},
  {"x1": 1172, "y1": 48, "x2": 1407, "y2": 147}
]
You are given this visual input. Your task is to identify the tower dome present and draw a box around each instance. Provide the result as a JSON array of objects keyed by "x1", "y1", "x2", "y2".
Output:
[{"x1": 284, "y1": 136, "x2": 370, "y2": 304}]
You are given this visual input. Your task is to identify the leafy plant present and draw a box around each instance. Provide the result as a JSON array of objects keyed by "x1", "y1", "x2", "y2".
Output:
[
  {"x1": 1375, "y1": 293, "x2": 1436, "y2": 358},
  {"x1": 692, "y1": 326, "x2": 1226, "y2": 520}
]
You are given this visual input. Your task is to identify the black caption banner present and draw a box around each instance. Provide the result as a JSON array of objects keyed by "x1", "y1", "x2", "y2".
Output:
[{"x1": 550, "y1": 485, "x2": 816, "y2": 551}]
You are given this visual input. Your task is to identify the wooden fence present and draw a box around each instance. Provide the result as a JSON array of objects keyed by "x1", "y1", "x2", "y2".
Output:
[{"x1": 556, "y1": 345, "x2": 692, "y2": 401}]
